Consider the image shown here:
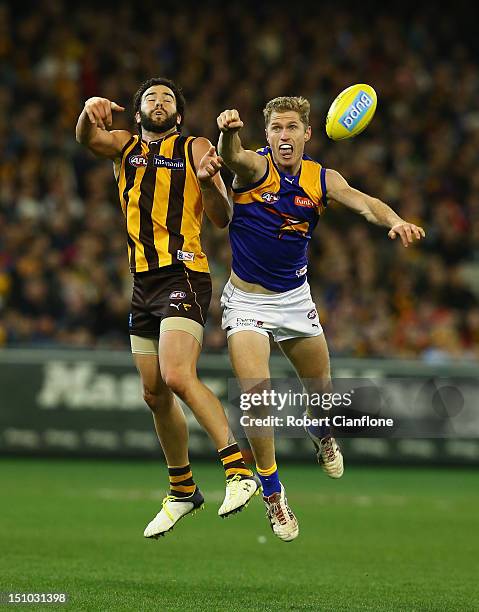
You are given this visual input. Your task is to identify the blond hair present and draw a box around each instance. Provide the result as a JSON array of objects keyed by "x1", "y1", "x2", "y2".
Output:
[{"x1": 263, "y1": 96, "x2": 310, "y2": 129}]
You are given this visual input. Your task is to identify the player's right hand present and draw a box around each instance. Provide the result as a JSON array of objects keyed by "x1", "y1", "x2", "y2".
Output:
[
  {"x1": 217, "y1": 109, "x2": 244, "y2": 133},
  {"x1": 84, "y1": 97, "x2": 125, "y2": 130}
]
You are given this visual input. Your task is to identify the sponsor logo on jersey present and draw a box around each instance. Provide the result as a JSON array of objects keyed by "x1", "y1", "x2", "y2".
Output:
[
  {"x1": 307, "y1": 308, "x2": 317, "y2": 319},
  {"x1": 153, "y1": 155, "x2": 185, "y2": 170},
  {"x1": 264, "y1": 206, "x2": 310, "y2": 238},
  {"x1": 169, "y1": 291, "x2": 187, "y2": 300},
  {"x1": 177, "y1": 250, "x2": 195, "y2": 261},
  {"x1": 261, "y1": 192, "x2": 280, "y2": 204},
  {"x1": 294, "y1": 196, "x2": 315, "y2": 208},
  {"x1": 339, "y1": 91, "x2": 373, "y2": 132},
  {"x1": 129, "y1": 154, "x2": 148, "y2": 167},
  {"x1": 296, "y1": 265, "x2": 307, "y2": 277},
  {"x1": 128, "y1": 313, "x2": 133, "y2": 327},
  {"x1": 235, "y1": 318, "x2": 264, "y2": 328},
  {"x1": 183, "y1": 304, "x2": 192, "y2": 311}
]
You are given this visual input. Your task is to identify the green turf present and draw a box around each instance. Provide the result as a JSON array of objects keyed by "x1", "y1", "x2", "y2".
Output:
[{"x1": 0, "y1": 460, "x2": 478, "y2": 611}]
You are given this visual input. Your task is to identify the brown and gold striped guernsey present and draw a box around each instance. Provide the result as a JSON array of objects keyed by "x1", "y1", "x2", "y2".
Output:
[{"x1": 114, "y1": 133, "x2": 209, "y2": 274}]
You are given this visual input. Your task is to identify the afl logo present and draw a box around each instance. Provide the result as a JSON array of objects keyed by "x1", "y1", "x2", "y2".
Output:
[
  {"x1": 169, "y1": 291, "x2": 187, "y2": 300},
  {"x1": 261, "y1": 192, "x2": 280, "y2": 204},
  {"x1": 129, "y1": 154, "x2": 148, "y2": 167}
]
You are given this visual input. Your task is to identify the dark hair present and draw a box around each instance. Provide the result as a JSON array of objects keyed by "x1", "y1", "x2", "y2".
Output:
[{"x1": 132, "y1": 77, "x2": 186, "y2": 133}]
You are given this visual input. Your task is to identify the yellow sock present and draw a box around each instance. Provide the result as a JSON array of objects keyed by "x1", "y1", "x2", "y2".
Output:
[{"x1": 256, "y1": 462, "x2": 277, "y2": 477}]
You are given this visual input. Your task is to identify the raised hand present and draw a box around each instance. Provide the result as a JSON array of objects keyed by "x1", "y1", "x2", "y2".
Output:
[
  {"x1": 197, "y1": 145, "x2": 224, "y2": 182},
  {"x1": 84, "y1": 97, "x2": 125, "y2": 130},
  {"x1": 217, "y1": 109, "x2": 244, "y2": 133}
]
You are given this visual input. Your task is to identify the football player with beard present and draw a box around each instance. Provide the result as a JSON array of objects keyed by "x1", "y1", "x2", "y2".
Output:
[{"x1": 76, "y1": 78, "x2": 260, "y2": 539}]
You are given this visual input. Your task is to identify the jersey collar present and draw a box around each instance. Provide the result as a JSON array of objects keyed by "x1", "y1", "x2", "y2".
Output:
[{"x1": 142, "y1": 131, "x2": 178, "y2": 145}]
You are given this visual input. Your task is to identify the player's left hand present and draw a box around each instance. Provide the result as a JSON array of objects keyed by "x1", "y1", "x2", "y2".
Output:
[
  {"x1": 197, "y1": 145, "x2": 223, "y2": 182},
  {"x1": 388, "y1": 222, "x2": 426, "y2": 247}
]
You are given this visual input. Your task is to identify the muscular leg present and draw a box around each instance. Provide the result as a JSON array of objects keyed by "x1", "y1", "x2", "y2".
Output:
[
  {"x1": 228, "y1": 331, "x2": 275, "y2": 470},
  {"x1": 279, "y1": 333, "x2": 344, "y2": 478},
  {"x1": 159, "y1": 330, "x2": 234, "y2": 450},
  {"x1": 229, "y1": 330, "x2": 298, "y2": 541},
  {"x1": 141, "y1": 328, "x2": 257, "y2": 537},
  {"x1": 279, "y1": 333, "x2": 332, "y2": 394},
  {"x1": 133, "y1": 353, "x2": 189, "y2": 467}
]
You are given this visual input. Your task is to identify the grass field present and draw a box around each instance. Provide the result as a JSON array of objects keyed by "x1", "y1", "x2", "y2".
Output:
[{"x1": 1, "y1": 459, "x2": 478, "y2": 611}]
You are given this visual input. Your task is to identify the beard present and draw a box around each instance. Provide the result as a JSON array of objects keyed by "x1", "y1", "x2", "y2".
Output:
[{"x1": 139, "y1": 110, "x2": 179, "y2": 134}]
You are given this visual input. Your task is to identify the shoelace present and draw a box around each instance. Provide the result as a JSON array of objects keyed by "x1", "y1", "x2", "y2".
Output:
[
  {"x1": 226, "y1": 473, "x2": 253, "y2": 491},
  {"x1": 268, "y1": 499, "x2": 288, "y2": 525},
  {"x1": 161, "y1": 494, "x2": 177, "y2": 522},
  {"x1": 224, "y1": 474, "x2": 244, "y2": 500},
  {"x1": 320, "y1": 438, "x2": 337, "y2": 462}
]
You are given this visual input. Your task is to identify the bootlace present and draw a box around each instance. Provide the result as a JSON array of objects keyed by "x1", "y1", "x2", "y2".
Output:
[
  {"x1": 161, "y1": 495, "x2": 177, "y2": 522},
  {"x1": 320, "y1": 437, "x2": 336, "y2": 462},
  {"x1": 268, "y1": 497, "x2": 288, "y2": 525}
]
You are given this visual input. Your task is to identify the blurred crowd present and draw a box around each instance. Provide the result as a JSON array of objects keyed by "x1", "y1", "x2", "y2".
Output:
[{"x1": 1, "y1": 1, "x2": 478, "y2": 361}]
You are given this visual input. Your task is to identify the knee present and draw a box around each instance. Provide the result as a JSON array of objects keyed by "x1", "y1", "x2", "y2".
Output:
[
  {"x1": 162, "y1": 368, "x2": 194, "y2": 398},
  {"x1": 143, "y1": 385, "x2": 171, "y2": 414},
  {"x1": 308, "y1": 377, "x2": 332, "y2": 395}
]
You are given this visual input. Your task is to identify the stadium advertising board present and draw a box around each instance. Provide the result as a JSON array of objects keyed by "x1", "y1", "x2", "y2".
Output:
[{"x1": 0, "y1": 350, "x2": 478, "y2": 464}]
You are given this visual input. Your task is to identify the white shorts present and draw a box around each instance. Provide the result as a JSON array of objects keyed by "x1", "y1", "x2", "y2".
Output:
[{"x1": 220, "y1": 280, "x2": 323, "y2": 343}]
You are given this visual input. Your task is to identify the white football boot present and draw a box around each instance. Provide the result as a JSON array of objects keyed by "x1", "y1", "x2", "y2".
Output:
[
  {"x1": 263, "y1": 483, "x2": 299, "y2": 542},
  {"x1": 304, "y1": 412, "x2": 344, "y2": 478},
  {"x1": 218, "y1": 473, "x2": 260, "y2": 518},
  {"x1": 144, "y1": 488, "x2": 204, "y2": 539},
  {"x1": 318, "y1": 436, "x2": 344, "y2": 478},
  {"x1": 312, "y1": 434, "x2": 344, "y2": 479}
]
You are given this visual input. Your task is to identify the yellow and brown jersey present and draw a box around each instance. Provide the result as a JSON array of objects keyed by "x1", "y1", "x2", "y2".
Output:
[{"x1": 114, "y1": 133, "x2": 209, "y2": 274}]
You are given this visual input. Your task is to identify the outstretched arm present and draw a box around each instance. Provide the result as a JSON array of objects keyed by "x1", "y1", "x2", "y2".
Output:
[
  {"x1": 217, "y1": 109, "x2": 267, "y2": 188},
  {"x1": 76, "y1": 96, "x2": 131, "y2": 159},
  {"x1": 193, "y1": 137, "x2": 232, "y2": 229},
  {"x1": 326, "y1": 169, "x2": 426, "y2": 247}
]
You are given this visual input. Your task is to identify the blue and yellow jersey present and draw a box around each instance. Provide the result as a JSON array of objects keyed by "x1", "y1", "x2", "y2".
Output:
[{"x1": 230, "y1": 147, "x2": 327, "y2": 292}]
